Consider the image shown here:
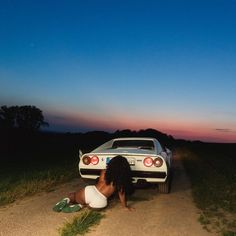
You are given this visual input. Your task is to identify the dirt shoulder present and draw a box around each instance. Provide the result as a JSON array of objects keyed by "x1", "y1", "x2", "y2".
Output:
[
  {"x1": 0, "y1": 154, "x2": 214, "y2": 236},
  {"x1": 0, "y1": 178, "x2": 87, "y2": 236}
]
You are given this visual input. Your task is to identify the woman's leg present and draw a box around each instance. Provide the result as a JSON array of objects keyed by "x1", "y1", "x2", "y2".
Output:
[{"x1": 68, "y1": 188, "x2": 86, "y2": 205}]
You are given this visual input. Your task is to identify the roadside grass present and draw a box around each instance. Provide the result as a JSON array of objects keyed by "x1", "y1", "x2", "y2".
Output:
[
  {"x1": 178, "y1": 143, "x2": 236, "y2": 235},
  {"x1": 0, "y1": 157, "x2": 78, "y2": 206},
  {"x1": 59, "y1": 210, "x2": 104, "y2": 236}
]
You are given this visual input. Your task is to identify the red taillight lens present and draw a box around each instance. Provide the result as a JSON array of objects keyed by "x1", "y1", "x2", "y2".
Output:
[
  {"x1": 91, "y1": 156, "x2": 99, "y2": 165},
  {"x1": 143, "y1": 157, "x2": 153, "y2": 167},
  {"x1": 153, "y1": 157, "x2": 163, "y2": 167},
  {"x1": 82, "y1": 155, "x2": 91, "y2": 165}
]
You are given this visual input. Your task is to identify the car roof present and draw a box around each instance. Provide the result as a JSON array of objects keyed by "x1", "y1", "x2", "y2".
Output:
[
  {"x1": 112, "y1": 137, "x2": 157, "y2": 141},
  {"x1": 90, "y1": 137, "x2": 161, "y2": 154}
]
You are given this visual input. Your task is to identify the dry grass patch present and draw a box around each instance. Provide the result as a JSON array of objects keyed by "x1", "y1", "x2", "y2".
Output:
[{"x1": 59, "y1": 210, "x2": 104, "y2": 236}]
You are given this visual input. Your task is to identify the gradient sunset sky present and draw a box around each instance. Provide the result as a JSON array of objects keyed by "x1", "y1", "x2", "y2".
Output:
[{"x1": 1, "y1": 0, "x2": 236, "y2": 142}]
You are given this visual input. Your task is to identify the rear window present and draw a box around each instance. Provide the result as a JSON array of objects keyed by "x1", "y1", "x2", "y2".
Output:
[{"x1": 112, "y1": 140, "x2": 154, "y2": 150}]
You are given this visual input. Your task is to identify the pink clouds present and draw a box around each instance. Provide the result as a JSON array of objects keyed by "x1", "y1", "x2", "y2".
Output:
[{"x1": 45, "y1": 109, "x2": 236, "y2": 143}]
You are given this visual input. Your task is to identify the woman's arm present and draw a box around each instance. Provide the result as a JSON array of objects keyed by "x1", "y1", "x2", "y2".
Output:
[
  {"x1": 118, "y1": 190, "x2": 134, "y2": 211},
  {"x1": 98, "y1": 169, "x2": 106, "y2": 182},
  {"x1": 118, "y1": 190, "x2": 127, "y2": 208}
]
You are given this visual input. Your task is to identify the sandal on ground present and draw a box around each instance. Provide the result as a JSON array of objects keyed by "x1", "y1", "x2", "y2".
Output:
[
  {"x1": 61, "y1": 204, "x2": 82, "y2": 213},
  {"x1": 53, "y1": 198, "x2": 70, "y2": 212}
]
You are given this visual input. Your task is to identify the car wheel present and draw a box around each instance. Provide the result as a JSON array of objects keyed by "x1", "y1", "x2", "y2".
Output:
[
  {"x1": 158, "y1": 167, "x2": 172, "y2": 194},
  {"x1": 158, "y1": 178, "x2": 170, "y2": 194}
]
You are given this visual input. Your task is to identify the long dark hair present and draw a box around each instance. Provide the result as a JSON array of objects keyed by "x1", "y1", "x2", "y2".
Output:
[{"x1": 105, "y1": 155, "x2": 134, "y2": 195}]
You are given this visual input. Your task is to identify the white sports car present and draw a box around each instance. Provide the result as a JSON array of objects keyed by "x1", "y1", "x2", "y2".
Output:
[{"x1": 78, "y1": 137, "x2": 172, "y2": 193}]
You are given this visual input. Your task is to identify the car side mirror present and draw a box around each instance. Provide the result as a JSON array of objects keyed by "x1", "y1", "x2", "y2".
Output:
[
  {"x1": 165, "y1": 147, "x2": 170, "y2": 153},
  {"x1": 160, "y1": 151, "x2": 167, "y2": 158}
]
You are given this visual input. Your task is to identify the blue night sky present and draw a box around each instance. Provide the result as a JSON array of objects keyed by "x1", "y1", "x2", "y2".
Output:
[{"x1": 1, "y1": 0, "x2": 236, "y2": 142}]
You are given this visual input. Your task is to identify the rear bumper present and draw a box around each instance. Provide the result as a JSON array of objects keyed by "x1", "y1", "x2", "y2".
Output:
[
  {"x1": 80, "y1": 168, "x2": 167, "y2": 180},
  {"x1": 132, "y1": 170, "x2": 166, "y2": 179},
  {"x1": 80, "y1": 169, "x2": 102, "y2": 176}
]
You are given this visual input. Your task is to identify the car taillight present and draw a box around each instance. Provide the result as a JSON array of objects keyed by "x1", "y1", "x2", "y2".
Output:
[
  {"x1": 153, "y1": 157, "x2": 163, "y2": 167},
  {"x1": 82, "y1": 155, "x2": 91, "y2": 165},
  {"x1": 91, "y1": 156, "x2": 99, "y2": 165},
  {"x1": 143, "y1": 157, "x2": 153, "y2": 167}
]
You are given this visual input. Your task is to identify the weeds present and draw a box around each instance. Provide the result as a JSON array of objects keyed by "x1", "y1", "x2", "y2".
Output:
[
  {"x1": 179, "y1": 144, "x2": 236, "y2": 235},
  {"x1": 222, "y1": 231, "x2": 236, "y2": 236},
  {"x1": 198, "y1": 213, "x2": 211, "y2": 226},
  {"x1": 59, "y1": 210, "x2": 104, "y2": 236}
]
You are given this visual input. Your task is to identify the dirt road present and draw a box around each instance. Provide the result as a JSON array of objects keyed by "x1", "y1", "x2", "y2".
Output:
[{"x1": 0, "y1": 154, "x2": 214, "y2": 236}]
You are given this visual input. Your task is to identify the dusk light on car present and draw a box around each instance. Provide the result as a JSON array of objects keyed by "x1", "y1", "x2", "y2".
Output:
[{"x1": 1, "y1": 0, "x2": 236, "y2": 142}]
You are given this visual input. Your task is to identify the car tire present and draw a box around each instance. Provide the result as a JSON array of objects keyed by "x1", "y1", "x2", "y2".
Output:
[
  {"x1": 158, "y1": 178, "x2": 170, "y2": 193},
  {"x1": 158, "y1": 168, "x2": 172, "y2": 194}
]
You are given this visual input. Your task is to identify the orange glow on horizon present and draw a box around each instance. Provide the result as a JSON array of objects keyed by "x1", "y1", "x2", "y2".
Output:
[{"x1": 46, "y1": 109, "x2": 236, "y2": 143}]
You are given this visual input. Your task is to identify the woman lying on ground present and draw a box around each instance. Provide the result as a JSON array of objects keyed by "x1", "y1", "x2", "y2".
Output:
[{"x1": 53, "y1": 155, "x2": 135, "y2": 213}]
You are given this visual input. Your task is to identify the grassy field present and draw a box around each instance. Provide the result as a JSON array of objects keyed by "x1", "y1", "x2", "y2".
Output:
[
  {"x1": 0, "y1": 130, "x2": 83, "y2": 206},
  {"x1": 0, "y1": 154, "x2": 79, "y2": 206},
  {"x1": 178, "y1": 143, "x2": 236, "y2": 235}
]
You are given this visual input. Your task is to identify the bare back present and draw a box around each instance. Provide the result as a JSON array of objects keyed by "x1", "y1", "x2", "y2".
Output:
[
  {"x1": 73, "y1": 169, "x2": 129, "y2": 209},
  {"x1": 95, "y1": 170, "x2": 116, "y2": 198}
]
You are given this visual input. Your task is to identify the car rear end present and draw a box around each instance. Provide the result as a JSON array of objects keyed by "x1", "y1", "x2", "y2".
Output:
[{"x1": 79, "y1": 151, "x2": 168, "y2": 184}]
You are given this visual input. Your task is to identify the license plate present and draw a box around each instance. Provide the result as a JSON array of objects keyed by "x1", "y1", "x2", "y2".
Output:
[
  {"x1": 106, "y1": 157, "x2": 111, "y2": 165},
  {"x1": 128, "y1": 159, "x2": 135, "y2": 166},
  {"x1": 106, "y1": 157, "x2": 135, "y2": 166}
]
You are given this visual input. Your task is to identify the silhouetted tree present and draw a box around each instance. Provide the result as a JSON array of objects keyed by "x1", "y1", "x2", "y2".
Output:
[
  {"x1": 114, "y1": 129, "x2": 136, "y2": 137},
  {"x1": 0, "y1": 105, "x2": 48, "y2": 131},
  {"x1": 0, "y1": 105, "x2": 18, "y2": 129},
  {"x1": 16, "y1": 106, "x2": 48, "y2": 131}
]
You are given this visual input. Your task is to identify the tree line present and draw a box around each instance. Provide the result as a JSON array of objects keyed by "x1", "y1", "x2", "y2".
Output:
[{"x1": 0, "y1": 105, "x2": 48, "y2": 131}]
